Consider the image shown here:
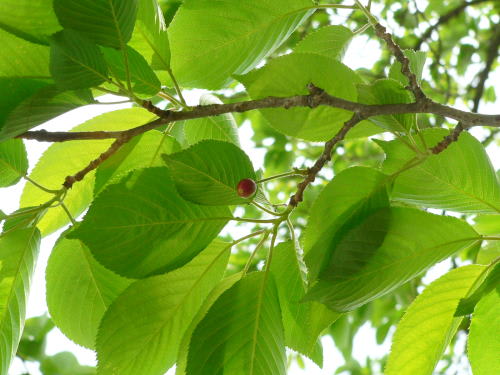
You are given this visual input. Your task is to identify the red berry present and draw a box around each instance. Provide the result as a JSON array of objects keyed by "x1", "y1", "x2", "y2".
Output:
[{"x1": 237, "y1": 178, "x2": 257, "y2": 198}]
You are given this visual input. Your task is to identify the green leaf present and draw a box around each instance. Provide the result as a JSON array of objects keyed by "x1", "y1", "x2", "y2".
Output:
[
  {"x1": 0, "y1": 0, "x2": 60, "y2": 43},
  {"x1": 378, "y1": 128, "x2": 500, "y2": 213},
  {"x1": 239, "y1": 53, "x2": 369, "y2": 141},
  {"x1": 0, "y1": 78, "x2": 50, "y2": 131},
  {"x1": 2, "y1": 207, "x2": 48, "y2": 233},
  {"x1": 0, "y1": 139, "x2": 28, "y2": 187},
  {"x1": 455, "y1": 262, "x2": 500, "y2": 316},
  {"x1": 0, "y1": 227, "x2": 41, "y2": 375},
  {"x1": 17, "y1": 315, "x2": 54, "y2": 362},
  {"x1": 94, "y1": 131, "x2": 180, "y2": 195},
  {"x1": 476, "y1": 241, "x2": 500, "y2": 265},
  {"x1": 0, "y1": 85, "x2": 94, "y2": 141},
  {"x1": 40, "y1": 352, "x2": 95, "y2": 375},
  {"x1": 162, "y1": 140, "x2": 256, "y2": 205},
  {"x1": 389, "y1": 49, "x2": 427, "y2": 86},
  {"x1": 184, "y1": 94, "x2": 240, "y2": 146},
  {"x1": 473, "y1": 214, "x2": 500, "y2": 235},
  {"x1": 185, "y1": 272, "x2": 286, "y2": 375},
  {"x1": 169, "y1": 0, "x2": 313, "y2": 89},
  {"x1": 270, "y1": 241, "x2": 339, "y2": 366},
  {"x1": 303, "y1": 167, "x2": 390, "y2": 280},
  {"x1": 175, "y1": 273, "x2": 242, "y2": 375},
  {"x1": 468, "y1": 287, "x2": 500, "y2": 375},
  {"x1": 305, "y1": 207, "x2": 480, "y2": 312},
  {"x1": 357, "y1": 79, "x2": 415, "y2": 132},
  {"x1": 20, "y1": 108, "x2": 154, "y2": 236},
  {"x1": 46, "y1": 232, "x2": 132, "y2": 349},
  {"x1": 385, "y1": 265, "x2": 485, "y2": 375},
  {"x1": 96, "y1": 240, "x2": 231, "y2": 375},
  {"x1": 69, "y1": 167, "x2": 229, "y2": 278},
  {"x1": 0, "y1": 29, "x2": 50, "y2": 78},
  {"x1": 102, "y1": 46, "x2": 161, "y2": 98},
  {"x1": 294, "y1": 25, "x2": 354, "y2": 60},
  {"x1": 53, "y1": 0, "x2": 138, "y2": 49},
  {"x1": 50, "y1": 30, "x2": 108, "y2": 90},
  {"x1": 129, "y1": 0, "x2": 170, "y2": 70}
]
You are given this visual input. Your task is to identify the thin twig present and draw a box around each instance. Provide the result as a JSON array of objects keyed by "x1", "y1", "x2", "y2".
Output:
[
  {"x1": 289, "y1": 110, "x2": 364, "y2": 207},
  {"x1": 430, "y1": 123, "x2": 466, "y2": 154},
  {"x1": 472, "y1": 23, "x2": 500, "y2": 112},
  {"x1": 62, "y1": 136, "x2": 130, "y2": 189},
  {"x1": 414, "y1": 0, "x2": 490, "y2": 50},
  {"x1": 373, "y1": 23, "x2": 426, "y2": 101}
]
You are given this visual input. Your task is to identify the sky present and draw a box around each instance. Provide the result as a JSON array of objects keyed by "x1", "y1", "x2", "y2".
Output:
[{"x1": 5, "y1": 7, "x2": 500, "y2": 374}]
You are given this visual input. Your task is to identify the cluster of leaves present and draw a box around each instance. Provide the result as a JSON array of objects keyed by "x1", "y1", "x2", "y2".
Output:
[{"x1": 0, "y1": 1, "x2": 499, "y2": 375}]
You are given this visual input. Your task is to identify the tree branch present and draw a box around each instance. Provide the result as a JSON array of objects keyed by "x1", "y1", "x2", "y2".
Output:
[
  {"x1": 18, "y1": 90, "x2": 500, "y2": 143},
  {"x1": 288, "y1": 112, "x2": 364, "y2": 207},
  {"x1": 62, "y1": 136, "x2": 130, "y2": 189},
  {"x1": 373, "y1": 23, "x2": 426, "y2": 101},
  {"x1": 472, "y1": 22, "x2": 500, "y2": 112},
  {"x1": 414, "y1": 0, "x2": 491, "y2": 50}
]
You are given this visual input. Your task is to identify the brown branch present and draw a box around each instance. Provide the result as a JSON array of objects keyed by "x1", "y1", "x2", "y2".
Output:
[
  {"x1": 18, "y1": 91, "x2": 500, "y2": 143},
  {"x1": 430, "y1": 123, "x2": 466, "y2": 154},
  {"x1": 472, "y1": 23, "x2": 500, "y2": 112},
  {"x1": 288, "y1": 112, "x2": 364, "y2": 207},
  {"x1": 62, "y1": 136, "x2": 130, "y2": 189},
  {"x1": 414, "y1": 0, "x2": 490, "y2": 50},
  {"x1": 373, "y1": 23, "x2": 426, "y2": 101}
]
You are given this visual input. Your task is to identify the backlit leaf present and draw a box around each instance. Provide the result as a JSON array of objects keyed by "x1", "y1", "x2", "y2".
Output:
[
  {"x1": 53, "y1": 0, "x2": 138, "y2": 49},
  {"x1": 0, "y1": 85, "x2": 94, "y2": 141},
  {"x1": 240, "y1": 53, "x2": 371, "y2": 141},
  {"x1": 169, "y1": 0, "x2": 313, "y2": 89},
  {"x1": 97, "y1": 240, "x2": 231, "y2": 375},
  {"x1": 162, "y1": 140, "x2": 255, "y2": 205},
  {"x1": 389, "y1": 49, "x2": 427, "y2": 86},
  {"x1": 69, "y1": 167, "x2": 230, "y2": 278},
  {"x1": 304, "y1": 167, "x2": 390, "y2": 280},
  {"x1": 378, "y1": 128, "x2": 500, "y2": 213},
  {"x1": 129, "y1": 0, "x2": 170, "y2": 70},
  {"x1": 0, "y1": 28, "x2": 50, "y2": 78},
  {"x1": 184, "y1": 94, "x2": 240, "y2": 146},
  {"x1": 50, "y1": 30, "x2": 108, "y2": 90},
  {"x1": 46, "y1": 232, "x2": 132, "y2": 349},
  {"x1": 305, "y1": 208, "x2": 480, "y2": 311},
  {"x1": 385, "y1": 265, "x2": 485, "y2": 375},
  {"x1": 21, "y1": 108, "x2": 154, "y2": 236},
  {"x1": 270, "y1": 241, "x2": 339, "y2": 366},
  {"x1": 468, "y1": 287, "x2": 500, "y2": 375},
  {"x1": 0, "y1": 139, "x2": 28, "y2": 187},
  {"x1": 94, "y1": 130, "x2": 180, "y2": 194},
  {"x1": 0, "y1": 0, "x2": 60, "y2": 43},
  {"x1": 294, "y1": 25, "x2": 354, "y2": 61},
  {"x1": 102, "y1": 46, "x2": 161, "y2": 98},
  {"x1": 185, "y1": 272, "x2": 286, "y2": 375},
  {"x1": 357, "y1": 79, "x2": 415, "y2": 132},
  {"x1": 0, "y1": 227, "x2": 41, "y2": 375}
]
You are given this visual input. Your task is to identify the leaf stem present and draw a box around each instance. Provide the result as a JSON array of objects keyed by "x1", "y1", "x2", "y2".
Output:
[
  {"x1": 243, "y1": 230, "x2": 271, "y2": 274},
  {"x1": 24, "y1": 176, "x2": 61, "y2": 194},
  {"x1": 286, "y1": 218, "x2": 296, "y2": 243},
  {"x1": 167, "y1": 68, "x2": 187, "y2": 106},
  {"x1": 60, "y1": 202, "x2": 76, "y2": 225},
  {"x1": 251, "y1": 201, "x2": 283, "y2": 216},
  {"x1": 256, "y1": 169, "x2": 308, "y2": 184},
  {"x1": 157, "y1": 91, "x2": 185, "y2": 108}
]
